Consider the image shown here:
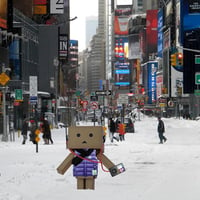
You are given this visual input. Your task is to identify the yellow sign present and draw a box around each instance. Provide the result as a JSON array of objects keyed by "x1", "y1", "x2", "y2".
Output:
[
  {"x1": 33, "y1": 5, "x2": 47, "y2": 14},
  {"x1": 159, "y1": 103, "x2": 166, "y2": 107},
  {"x1": 0, "y1": 72, "x2": 10, "y2": 85}
]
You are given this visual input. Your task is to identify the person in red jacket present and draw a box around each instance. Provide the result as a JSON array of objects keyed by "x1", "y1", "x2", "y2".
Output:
[{"x1": 117, "y1": 121, "x2": 126, "y2": 141}]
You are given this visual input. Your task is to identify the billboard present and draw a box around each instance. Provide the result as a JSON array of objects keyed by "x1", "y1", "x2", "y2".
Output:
[
  {"x1": 0, "y1": 0, "x2": 7, "y2": 29},
  {"x1": 180, "y1": 0, "x2": 200, "y2": 43},
  {"x1": 157, "y1": 9, "x2": 164, "y2": 58},
  {"x1": 156, "y1": 75, "x2": 163, "y2": 98},
  {"x1": 114, "y1": 62, "x2": 130, "y2": 86},
  {"x1": 114, "y1": 37, "x2": 129, "y2": 61},
  {"x1": 33, "y1": 0, "x2": 47, "y2": 15},
  {"x1": 114, "y1": 5, "x2": 132, "y2": 35},
  {"x1": 69, "y1": 40, "x2": 78, "y2": 67},
  {"x1": 147, "y1": 62, "x2": 158, "y2": 104},
  {"x1": 146, "y1": 10, "x2": 158, "y2": 59},
  {"x1": 171, "y1": 65, "x2": 183, "y2": 97},
  {"x1": 59, "y1": 34, "x2": 68, "y2": 60}
]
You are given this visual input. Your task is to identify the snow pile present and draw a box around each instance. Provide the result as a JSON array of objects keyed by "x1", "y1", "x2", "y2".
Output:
[{"x1": 0, "y1": 117, "x2": 200, "y2": 200}]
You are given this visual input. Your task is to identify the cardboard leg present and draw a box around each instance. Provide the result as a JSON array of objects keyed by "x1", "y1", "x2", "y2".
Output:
[
  {"x1": 85, "y1": 177, "x2": 95, "y2": 190},
  {"x1": 77, "y1": 177, "x2": 84, "y2": 190}
]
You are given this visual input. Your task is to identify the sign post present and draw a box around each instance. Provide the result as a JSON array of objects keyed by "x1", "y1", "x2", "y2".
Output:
[
  {"x1": 0, "y1": 66, "x2": 10, "y2": 141},
  {"x1": 195, "y1": 73, "x2": 200, "y2": 85},
  {"x1": 95, "y1": 90, "x2": 112, "y2": 96}
]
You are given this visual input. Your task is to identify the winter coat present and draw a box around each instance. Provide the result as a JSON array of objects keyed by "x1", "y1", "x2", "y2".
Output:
[
  {"x1": 157, "y1": 119, "x2": 165, "y2": 133},
  {"x1": 109, "y1": 119, "x2": 116, "y2": 133},
  {"x1": 29, "y1": 123, "x2": 37, "y2": 143},
  {"x1": 21, "y1": 119, "x2": 29, "y2": 136},
  {"x1": 117, "y1": 123, "x2": 126, "y2": 135},
  {"x1": 73, "y1": 149, "x2": 98, "y2": 177},
  {"x1": 41, "y1": 119, "x2": 51, "y2": 139}
]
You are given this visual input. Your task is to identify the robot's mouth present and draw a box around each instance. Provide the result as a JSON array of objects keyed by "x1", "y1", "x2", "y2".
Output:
[{"x1": 82, "y1": 141, "x2": 87, "y2": 144}]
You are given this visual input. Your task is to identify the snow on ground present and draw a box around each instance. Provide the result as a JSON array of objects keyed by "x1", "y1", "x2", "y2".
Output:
[{"x1": 1, "y1": 116, "x2": 200, "y2": 200}]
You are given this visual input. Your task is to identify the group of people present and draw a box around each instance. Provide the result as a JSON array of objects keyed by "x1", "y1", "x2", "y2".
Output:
[
  {"x1": 108, "y1": 116, "x2": 167, "y2": 144},
  {"x1": 21, "y1": 115, "x2": 53, "y2": 145},
  {"x1": 21, "y1": 114, "x2": 167, "y2": 145},
  {"x1": 108, "y1": 118, "x2": 126, "y2": 143}
]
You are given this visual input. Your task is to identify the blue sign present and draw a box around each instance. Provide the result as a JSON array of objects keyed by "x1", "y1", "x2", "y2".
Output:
[
  {"x1": 180, "y1": 0, "x2": 200, "y2": 44},
  {"x1": 147, "y1": 62, "x2": 158, "y2": 104},
  {"x1": 157, "y1": 9, "x2": 164, "y2": 58}
]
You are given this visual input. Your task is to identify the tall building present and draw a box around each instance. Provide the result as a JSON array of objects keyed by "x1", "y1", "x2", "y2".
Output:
[
  {"x1": 85, "y1": 16, "x2": 98, "y2": 48},
  {"x1": 86, "y1": 0, "x2": 106, "y2": 93}
]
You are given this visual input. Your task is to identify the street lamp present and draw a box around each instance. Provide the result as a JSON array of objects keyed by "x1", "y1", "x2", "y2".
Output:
[{"x1": 53, "y1": 57, "x2": 59, "y2": 128}]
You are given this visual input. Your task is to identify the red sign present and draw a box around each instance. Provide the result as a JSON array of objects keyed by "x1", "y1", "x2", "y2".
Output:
[
  {"x1": 90, "y1": 102, "x2": 98, "y2": 110},
  {"x1": 14, "y1": 101, "x2": 20, "y2": 106},
  {"x1": 34, "y1": 0, "x2": 47, "y2": 4},
  {"x1": 0, "y1": 0, "x2": 7, "y2": 29},
  {"x1": 82, "y1": 101, "x2": 88, "y2": 111}
]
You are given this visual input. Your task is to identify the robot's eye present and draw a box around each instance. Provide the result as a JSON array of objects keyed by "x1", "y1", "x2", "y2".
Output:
[
  {"x1": 76, "y1": 133, "x2": 81, "y2": 137},
  {"x1": 89, "y1": 133, "x2": 93, "y2": 137}
]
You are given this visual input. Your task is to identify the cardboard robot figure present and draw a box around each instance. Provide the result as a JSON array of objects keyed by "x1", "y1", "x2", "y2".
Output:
[{"x1": 57, "y1": 126, "x2": 125, "y2": 190}]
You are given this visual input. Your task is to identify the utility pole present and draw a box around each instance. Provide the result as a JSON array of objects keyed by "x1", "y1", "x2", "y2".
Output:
[
  {"x1": 53, "y1": 57, "x2": 59, "y2": 128},
  {"x1": 0, "y1": 63, "x2": 10, "y2": 142}
]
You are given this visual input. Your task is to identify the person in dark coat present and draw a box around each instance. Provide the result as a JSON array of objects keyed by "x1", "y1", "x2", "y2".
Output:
[
  {"x1": 41, "y1": 118, "x2": 53, "y2": 144},
  {"x1": 108, "y1": 118, "x2": 119, "y2": 142},
  {"x1": 157, "y1": 117, "x2": 167, "y2": 144},
  {"x1": 21, "y1": 115, "x2": 29, "y2": 145},
  {"x1": 29, "y1": 120, "x2": 37, "y2": 144}
]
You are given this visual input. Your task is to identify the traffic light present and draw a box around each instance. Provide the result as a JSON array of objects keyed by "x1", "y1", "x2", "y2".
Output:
[
  {"x1": 170, "y1": 53, "x2": 177, "y2": 66},
  {"x1": 34, "y1": 129, "x2": 40, "y2": 143},
  {"x1": 177, "y1": 52, "x2": 183, "y2": 66}
]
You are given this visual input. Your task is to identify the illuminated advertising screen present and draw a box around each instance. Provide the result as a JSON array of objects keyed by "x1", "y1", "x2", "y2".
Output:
[
  {"x1": 115, "y1": 62, "x2": 130, "y2": 69},
  {"x1": 180, "y1": 0, "x2": 200, "y2": 43},
  {"x1": 114, "y1": 62, "x2": 130, "y2": 86},
  {"x1": 156, "y1": 75, "x2": 163, "y2": 98},
  {"x1": 69, "y1": 40, "x2": 78, "y2": 67},
  {"x1": 157, "y1": 9, "x2": 164, "y2": 58},
  {"x1": 188, "y1": 0, "x2": 200, "y2": 13},
  {"x1": 115, "y1": 37, "x2": 129, "y2": 61},
  {"x1": 0, "y1": 0, "x2": 7, "y2": 29},
  {"x1": 147, "y1": 62, "x2": 158, "y2": 104}
]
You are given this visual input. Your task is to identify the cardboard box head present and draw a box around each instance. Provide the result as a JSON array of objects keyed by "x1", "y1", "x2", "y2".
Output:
[{"x1": 67, "y1": 126, "x2": 104, "y2": 149}]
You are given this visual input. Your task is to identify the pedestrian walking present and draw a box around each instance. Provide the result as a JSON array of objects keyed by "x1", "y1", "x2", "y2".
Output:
[
  {"x1": 108, "y1": 118, "x2": 119, "y2": 142},
  {"x1": 29, "y1": 119, "x2": 37, "y2": 144},
  {"x1": 21, "y1": 115, "x2": 29, "y2": 145},
  {"x1": 117, "y1": 121, "x2": 126, "y2": 141},
  {"x1": 40, "y1": 117, "x2": 53, "y2": 144},
  {"x1": 157, "y1": 116, "x2": 167, "y2": 144}
]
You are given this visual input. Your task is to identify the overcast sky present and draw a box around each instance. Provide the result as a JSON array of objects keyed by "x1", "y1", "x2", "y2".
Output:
[
  {"x1": 70, "y1": 0, "x2": 98, "y2": 51},
  {"x1": 70, "y1": 0, "x2": 133, "y2": 51}
]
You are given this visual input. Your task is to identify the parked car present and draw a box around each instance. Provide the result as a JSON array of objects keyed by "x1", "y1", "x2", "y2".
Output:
[{"x1": 116, "y1": 117, "x2": 135, "y2": 133}]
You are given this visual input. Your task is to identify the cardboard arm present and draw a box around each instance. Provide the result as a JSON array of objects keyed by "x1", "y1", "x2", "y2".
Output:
[
  {"x1": 57, "y1": 153, "x2": 74, "y2": 175},
  {"x1": 97, "y1": 153, "x2": 115, "y2": 169}
]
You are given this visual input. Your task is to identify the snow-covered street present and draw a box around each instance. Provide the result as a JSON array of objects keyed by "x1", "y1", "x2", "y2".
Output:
[{"x1": 1, "y1": 116, "x2": 200, "y2": 200}]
